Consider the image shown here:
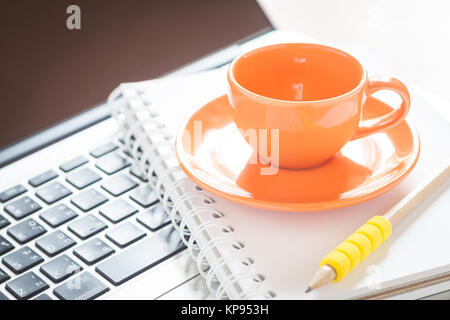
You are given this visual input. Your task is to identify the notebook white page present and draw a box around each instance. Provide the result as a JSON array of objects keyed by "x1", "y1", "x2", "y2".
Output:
[{"x1": 113, "y1": 31, "x2": 450, "y2": 299}]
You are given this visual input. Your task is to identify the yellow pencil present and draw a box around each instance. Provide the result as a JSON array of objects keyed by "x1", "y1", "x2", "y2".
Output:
[{"x1": 306, "y1": 157, "x2": 450, "y2": 293}]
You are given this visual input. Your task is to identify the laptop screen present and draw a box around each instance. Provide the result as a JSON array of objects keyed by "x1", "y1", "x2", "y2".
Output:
[{"x1": 0, "y1": 0, "x2": 271, "y2": 151}]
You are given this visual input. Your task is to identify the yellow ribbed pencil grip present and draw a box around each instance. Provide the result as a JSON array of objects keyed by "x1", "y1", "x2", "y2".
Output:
[{"x1": 320, "y1": 216, "x2": 392, "y2": 281}]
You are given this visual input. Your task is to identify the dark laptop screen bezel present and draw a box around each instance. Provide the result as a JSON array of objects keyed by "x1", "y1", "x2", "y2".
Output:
[{"x1": 0, "y1": 27, "x2": 273, "y2": 168}]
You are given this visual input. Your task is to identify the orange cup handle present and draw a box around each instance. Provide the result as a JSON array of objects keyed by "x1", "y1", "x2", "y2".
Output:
[{"x1": 352, "y1": 76, "x2": 410, "y2": 140}]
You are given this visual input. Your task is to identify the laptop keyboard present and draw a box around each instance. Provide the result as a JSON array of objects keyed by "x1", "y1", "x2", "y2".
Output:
[{"x1": 0, "y1": 139, "x2": 186, "y2": 300}]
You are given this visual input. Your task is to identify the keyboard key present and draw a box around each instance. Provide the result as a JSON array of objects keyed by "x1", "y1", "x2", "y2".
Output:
[
  {"x1": 39, "y1": 204, "x2": 78, "y2": 228},
  {"x1": 0, "y1": 235, "x2": 14, "y2": 256},
  {"x1": 0, "y1": 184, "x2": 27, "y2": 203},
  {"x1": 99, "y1": 199, "x2": 138, "y2": 223},
  {"x1": 122, "y1": 149, "x2": 133, "y2": 158},
  {"x1": 53, "y1": 271, "x2": 109, "y2": 300},
  {"x1": 122, "y1": 149, "x2": 133, "y2": 157},
  {"x1": 136, "y1": 205, "x2": 170, "y2": 231},
  {"x1": 6, "y1": 272, "x2": 49, "y2": 300},
  {"x1": 101, "y1": 174, "x2": 138, "y2": 197},
  {"x1": 0, "y1": 214, "x2": 10, "y2": 229},
  {"x1": 59, "y1": 155, "x2": 88, "y2": 172},
  {"x1": 0, "y1": 292, "x2": 9, "y2": 300},
  {"x1": 129, "y1": 185, "x2": 158, "y2": 208},
  {"x1": 4, "y1": 196, "x2": 41, "y2": 220},
  {"x1": 66, "y1": 167, "x2": 102, "y2": 189},
  {"x1": 36, "y1": 181, "x2": 73, "y2": 205},
  {"x1": 3, "y1": 247, "x2": 44, "y2": 274},
  {"x1": 130, "y1": 164, "x2": 148, "y2": 182},
  {"x1": 40, "y1": 255, "x2": 82, "y2": 283},
  {"x1": 70, "y1": 189, "x2": 108, "y2": 212},
  {"x1": 73, "y1": 238, "x2": 115, "y2": 265},
  {"x1": 68, "y1": 214, "x2": 107, "y2": 240},
  {"x1": 36, "y1": 231, "x2": 76, "y2": 257},
  {"x1": 96, "y1": 227, "x2": 185, "y2": 285},
  {"x1": 7, "y1": 218, "x2": 47, "y2": 244},
  {"x1": 28, "y1": 170, "x2": 58, "y2": 187},
  {"x1": 34, "y1": 293, "x2": 52, "y2": 300},
  {"x1": 95, "y1": 153, "x2": 131, "y2": 175},
  {"x1": 89, "y1": 142, "x2": 118, "y2": 158},
  {"x1": 0, "y1": 267, "x2": 11, "y2": 284},
  {"x1": 105, "y1": 222, "x2": 146, "y2": 248}
]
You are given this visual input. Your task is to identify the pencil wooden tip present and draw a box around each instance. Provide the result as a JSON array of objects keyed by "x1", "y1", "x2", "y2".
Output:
[{"x1": 306, "y1": 264, "x2": 337, "y2": 293}]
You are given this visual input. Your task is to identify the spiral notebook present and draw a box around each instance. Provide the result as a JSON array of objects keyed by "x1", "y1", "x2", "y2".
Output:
[{"x1": 106, "y1": 31, "x2": 450, "y2": 299}]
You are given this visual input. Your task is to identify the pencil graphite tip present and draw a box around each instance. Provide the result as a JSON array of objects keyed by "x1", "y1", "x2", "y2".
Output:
[{"x1": 305, "y1": 286, "x2": 311, "y2": 293}]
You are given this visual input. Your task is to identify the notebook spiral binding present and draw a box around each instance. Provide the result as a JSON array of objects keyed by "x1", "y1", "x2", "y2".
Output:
[{"x1": 107, "y1": 84, "x2": 275, "y2": 299}]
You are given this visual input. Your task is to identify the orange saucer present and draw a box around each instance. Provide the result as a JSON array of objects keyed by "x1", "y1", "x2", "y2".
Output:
[{"x1": 175, "y1": 95, "x2": 420, "y2": 212}]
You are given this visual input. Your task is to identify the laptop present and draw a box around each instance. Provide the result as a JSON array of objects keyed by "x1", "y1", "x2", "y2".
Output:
[{"x1": 0, "y1": 1, "x2": 272, "y2": 300}]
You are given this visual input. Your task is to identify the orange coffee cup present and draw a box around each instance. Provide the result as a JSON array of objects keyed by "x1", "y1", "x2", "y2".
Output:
[{"x1": 227, "y1": 43, "x2": 410, "y2": 169}]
